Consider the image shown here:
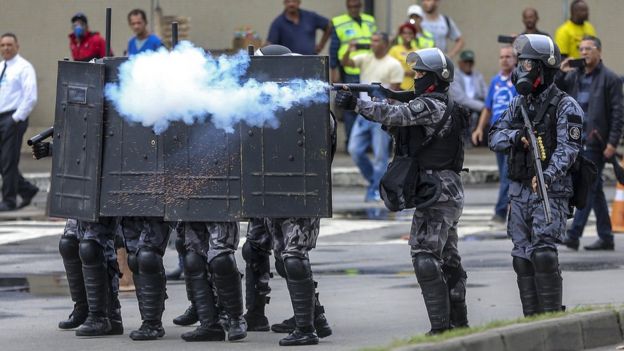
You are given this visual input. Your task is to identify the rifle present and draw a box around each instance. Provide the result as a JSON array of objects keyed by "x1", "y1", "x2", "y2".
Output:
[
  {"x1": 518, "y1": 97, "x2": 552, "y2": 223},
  {"x1": 27, "y1": 127, "x2": 54, "y2": 146},
  {"x1": 332, "y1": 83, "x2": 416, "y2": 103}
]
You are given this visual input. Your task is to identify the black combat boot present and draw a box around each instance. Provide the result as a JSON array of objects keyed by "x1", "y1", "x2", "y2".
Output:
[
  {"x1": 211, "y1": 254, "x2": 247, "y2": 341},
  {"x1": 279, "y1": 258, "x2": 318, "y2": 346},
  {"x1": 271, "y1": 286, "x2": 332, "y2": 338},
  {"x1": 513, "y1": 257, "x2": 540, "y2": 316},
  {"x1": 129, "y1": 249, "x2": 166, "y2": 341},
  {"x1": 173, "y1": 274, "x2": 198, "y2": 326},
  {"x1": 242, "y1": 242, "x2": 272, "y2": 332},
  {"x1": 75, "y1": 241, "x2": 112, "y2": 336},
  {"x1": 413, "y1": 253, "x2": 451, "y2": 335},
  {"x1": 443, "y1": 264, "x2": 469, "y2": 328},
  {"x1": 108, "y1": 292, "x2": 124, "y2": 335},
  {"x1": 181, "y1": 253, "x2": 225, "y2": 342},
  {"x1": 58, "y1": 237, "x2": 88, "y2": 329},
  {"x1": 532, "y1": 249, "x2": 563, "y2": 313}
]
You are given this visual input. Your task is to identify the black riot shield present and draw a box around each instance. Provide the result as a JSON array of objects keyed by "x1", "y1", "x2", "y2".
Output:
[
  {"x1": 48, "y1": 61, "x2": 105, "y2": 221},
  {"x1": 48, "y1": 54, "x2": 331, "y2": 221}
]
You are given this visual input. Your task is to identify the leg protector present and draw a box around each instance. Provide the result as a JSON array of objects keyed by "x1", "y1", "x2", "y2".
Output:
[
  {"x1": 210, "y1": 253, "x2": 247, "y2": 341},
  {"x1": 107, "y1": 256, "x2": 123, "y2": 335},
  {"x1": 173, "y1": 269, "x2": 198, "y2": 326},
  {"x1": 513, "y1": 256, "x2": 540, "y2": 316},
  {"x1": 279, "y1": 257, "x2": 319, "y2": 346},
  {"x1": 413, "y1": 253, "x2": 450, "y2": 333},
  {"x1": 58, "y1": 236, "x2": 88, "y2": 329},
  {"x1": 76, "y1": 240, "x2": 111, "y2": 336},
  {"x1": 129, "y1": 248, "x2": 166, "y2": 341},
  {"x1": 241, "y1": 241, "x2": 271, "y2": 331},
  {"x1": 442, "y1": 264, "x2": 469, "y2": 328},
  {"x1": 181, "y1": 252, "x2": 225, "y2": 342},
  {"x1": 275, "y1": 256, "x2": 287, "y2": 279},
  {"x1": 532, "y1": 248, "x2": 563, "y2": 313},
  {"x1": 313, "y1": 282, "x2": 333, "y2": 338}
]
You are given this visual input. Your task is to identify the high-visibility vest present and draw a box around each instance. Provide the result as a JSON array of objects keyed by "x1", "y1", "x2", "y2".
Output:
[
  {"x1": 396, "y1": 30, "x2": 435, "y2": 49},
  {"x1": 332, "y1": 13, "x2": 377, "y2": 75}
]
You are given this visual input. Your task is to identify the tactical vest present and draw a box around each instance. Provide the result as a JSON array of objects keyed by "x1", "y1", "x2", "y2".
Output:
[
  {"x1": 395, "y1": 93, "x2": 468, "y2": 173},
  {"x1": 507, "y1": 89, "x2": 565, "y2": 182},
  {"x1": 332, "y1": 13, "x2": 377, "y2": 75}
]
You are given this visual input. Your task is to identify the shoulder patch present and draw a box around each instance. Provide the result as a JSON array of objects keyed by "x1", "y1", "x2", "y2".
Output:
[
  {"x1": 409, "y1": 99, "x2": 426, "y2": 114},
  {"x1": 567, "y1": 114, "x2": 582, "y2": 125},
  {"x1": 567, "y1": 122, "x2": 582, "y2": 145}
]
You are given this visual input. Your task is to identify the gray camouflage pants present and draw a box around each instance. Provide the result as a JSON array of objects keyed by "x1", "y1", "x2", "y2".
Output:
[
  {"x1": 119, "y1": 216, "x2": 171, "y2": 255},
  {"x1": 181, "y1": 221, "x2": 240, "y2": 263},
  {"x1": 409, "y1": 170, "x2": 464, "y2": 268},
  {"x1": 507, "y1": 184, "x2": 569, "y2": 260}
]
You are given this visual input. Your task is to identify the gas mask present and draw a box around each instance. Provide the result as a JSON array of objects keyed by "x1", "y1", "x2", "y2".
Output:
[
  {"x1": 512, "y1": 59, "x2": 542, "y2": 96},
  {"x1": 413, "y1": 71, "x2": 437, "y2": 96}
]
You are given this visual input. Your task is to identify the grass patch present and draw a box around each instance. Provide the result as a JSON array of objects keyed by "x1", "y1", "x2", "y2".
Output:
[{"x1": 362, "y1": 305, "x2": 607, "y2": 351}]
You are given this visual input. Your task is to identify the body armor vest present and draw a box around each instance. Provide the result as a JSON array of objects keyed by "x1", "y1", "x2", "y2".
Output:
[
  {"x1": 508, "y1": 89, "x2": 565, "y2": 182},
  {"x1": 395, "y1": 93, "x2": 468, "y2": 173}
]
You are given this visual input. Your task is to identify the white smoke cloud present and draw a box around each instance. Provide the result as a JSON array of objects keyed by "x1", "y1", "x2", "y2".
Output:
[{"x1": 104, "y1": 42, "x2": 328, "y2": 134}]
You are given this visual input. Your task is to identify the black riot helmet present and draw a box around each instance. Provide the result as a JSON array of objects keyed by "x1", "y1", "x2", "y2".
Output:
[
  {"x1": 512, "y1": 34, "x2": 561, "y2": 96},
  {"x1": 406, "y1": 48, "x2": 454, "y2": 95},
  {"x1": 254, "y1": 44, "x2": 292, "y2": 56}
]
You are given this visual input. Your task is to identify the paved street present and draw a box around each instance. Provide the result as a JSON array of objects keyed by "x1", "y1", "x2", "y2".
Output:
[{"x1": 1, "y1": 185, "x2": 624, "y2": 350}]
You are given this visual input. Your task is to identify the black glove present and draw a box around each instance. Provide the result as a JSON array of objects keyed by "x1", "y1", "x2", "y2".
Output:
[
  {"x1": 335, "y1": 90, "x2": 357, "y2": 110},
  {"x1": 32, "y1": 141, "x2": 51, "y2": 160}
]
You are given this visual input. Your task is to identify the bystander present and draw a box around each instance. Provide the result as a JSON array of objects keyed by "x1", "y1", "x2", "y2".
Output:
[
  {"x1": 471, "y1": 45, "x2": 517, "y2": 223},
  {"x1": 559, "y1": 36, "x2": 622, "y2": 251},
  {"x1": 521, "y1": 7, "x2": 549, "y2": 36},
  {"x1": 68, "y1": 12, "x2": 107, "y2": 61},
  {"x1": 127, "y1": 9, "x2": 163, "y2": 55},
  {"x1": 450, "y1": 50, "x2": 487, "y2": 146},
  {"x1": 266, "y1": 0, "x2": 331, "y2": 55},
  {"x1": 0, "y1": 33, "x2": 39, "y2": 212},
  {"x1": 420, "y1": 0, "x2": 463, "y2": 58},
  {"x1": 555, "y1": 0, "x2": 596, "y2": 59}
]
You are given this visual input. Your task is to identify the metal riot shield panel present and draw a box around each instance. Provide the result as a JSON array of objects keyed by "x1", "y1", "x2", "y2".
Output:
[
  {"x1": 99, "y1": 58, "x2": 166, "y2": 217},
  {"x1": 240, "y1": 55, "x2": 332, "y2": 218},
  {"x1": 49, "y1": 61, "x2": 105, "y2": 221},
  {"x1": 162, "y1": 121, "x2": 242, "y2": 221}
]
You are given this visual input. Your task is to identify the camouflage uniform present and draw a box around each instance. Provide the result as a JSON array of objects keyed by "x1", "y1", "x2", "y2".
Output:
[
  {"x1": 119, "y1": 216, "x2": 171, "y2": 255},
  {"x1": 180, "y1": 221, "x2": 240, "y2": 263},
  {"x1": 489, "y1": 84, "x2": 583, "y2": 259},
  {"x1": 356, "y1": 96, "x2": 464, "y2": 265},
  {"x1": 354, "y1": 91, "x2": 469, "y2": 332},
  {"x1": 489, "y1": 82, "x2": 583, "y2": 316}
]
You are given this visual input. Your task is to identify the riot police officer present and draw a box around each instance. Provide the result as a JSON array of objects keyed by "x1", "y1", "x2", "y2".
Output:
[
  {"x1": 31, "y1": 138, "x2": 123, "y2": 337},
  {"x1": 489, "y1": 34, "x2": 583, "y2": 315},
  {"x1": 241, "y1": 45, "x2": 333, "y2": 346},
  {"x1": 335, "y1": 47, "x2": 470, "y2": 334}
]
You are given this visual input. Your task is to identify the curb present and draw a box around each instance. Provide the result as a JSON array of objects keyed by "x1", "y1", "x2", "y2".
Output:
[{"x1": 394, "y1": 310, "x2": 624, "y2": 351}]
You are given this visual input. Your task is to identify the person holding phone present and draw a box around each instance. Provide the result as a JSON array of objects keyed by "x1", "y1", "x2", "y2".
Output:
[{"x1": 558, "y1": 35, "x2": 623, "y2": 251}]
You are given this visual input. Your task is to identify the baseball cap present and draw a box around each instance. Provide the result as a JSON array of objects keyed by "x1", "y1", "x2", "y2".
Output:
[
  {"x1": 71, "y1": 12, "x2": 88, "y2": 24},
  {"x1": 459, "y1": 50, "x2": 475, "y2": 62},
  {"x1": 407, "y1": 5, "x2": 424, "y2": 18}
]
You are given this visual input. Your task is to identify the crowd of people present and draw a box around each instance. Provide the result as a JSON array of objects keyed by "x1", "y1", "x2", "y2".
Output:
[{"x1": 1, "y1": 0, "x2": 622, "y2": 347}]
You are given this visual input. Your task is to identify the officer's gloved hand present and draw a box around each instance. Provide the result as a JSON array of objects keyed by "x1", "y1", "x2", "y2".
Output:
[
  {"x1": 32, "y1": 141, "x2": 51, "y2": 160},
  {"x1": 514, "y1": 131, "x2": 530, "y2": 150},
  {"x1": 335, "y1": 90, "x2": 357, "y2": 110}
]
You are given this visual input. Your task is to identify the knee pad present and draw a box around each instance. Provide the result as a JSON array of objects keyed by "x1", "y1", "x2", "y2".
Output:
[
  {"x1": 512, "y1": 256, "x2": 535, "y2": 277},
  {"x1": 412, "y1": 253, "x2": 442, "y2": 282},
  {"x1": 283, "y1": 257, "x2": 311, "y2": 281},
  {"x1": 531, "y1": 248, "x2": 559, "y2": 274},
  {"x1": 209, "y1": 253, "x2": 237, "y2": 276},
  {"x1": 275, "y1": 257, "x2": 287, "y2": 279},
  {"x1": 127, "y1": 252, "x2": 138, "y2": 273},
  {"x1": 59, "y1": 236, "x2": 80, "y2": 260},
  {"x1": 175, "y1": 234, "x2": 186, "y2": 255},
  {"x1": 183, "y1": 252, "x2": 207, "y2": 275},
  {"x1": 137, "y1": 248, "x2": 163, "y2": 274},
  {"x1": 242, "y1": 241, "x2": 269, "y2": 263},
  {"x1": 79, "y1": 239, "x2": 105, "y2": 265}
]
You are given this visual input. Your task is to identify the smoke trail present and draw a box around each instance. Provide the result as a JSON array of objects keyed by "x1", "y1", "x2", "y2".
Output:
[{"x1": 104, "y1": 41, "x2": 329, "y2": 134}]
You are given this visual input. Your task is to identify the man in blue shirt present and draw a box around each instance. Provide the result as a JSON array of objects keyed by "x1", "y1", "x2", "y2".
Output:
[
  {"x1": 266, "y1": 0, "x2": 331, "y2": 55},
  {"x1": 472, "y1": 45, "x2": 517, "y2": 223},
  {"x1": 127, "y1": 9, "x2": 163, "y2": 56}
]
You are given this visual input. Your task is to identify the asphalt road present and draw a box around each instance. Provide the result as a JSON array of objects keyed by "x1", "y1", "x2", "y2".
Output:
[{"x1": 0, "y1": 186, "x2": 623, "y2": 351}]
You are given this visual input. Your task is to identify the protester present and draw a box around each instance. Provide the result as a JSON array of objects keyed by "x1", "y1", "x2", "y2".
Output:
[
  {"x1": 127, "y1": 9, "x2": 163, "y2": 55},
  {"x1": 266, "y1": 0, "x2": 331, "y2": 55},
  {"x1": 68, "y1": 12, "x2": 107, "y2": 61}
]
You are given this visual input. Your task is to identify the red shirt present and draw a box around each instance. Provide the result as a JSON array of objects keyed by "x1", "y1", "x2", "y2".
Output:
[{"x1": 69, "y1": 31, "x2": 107, "y2": 61}]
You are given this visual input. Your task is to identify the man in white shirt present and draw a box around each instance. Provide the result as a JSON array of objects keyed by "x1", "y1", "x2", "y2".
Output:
[
  {"x1": 341, "y1": 32, "x2": 403, "y2": 201},
  {"x1": 450, "y1": 50, "x2": 487, "y2": 145},
  {"x1": 0, "y1": 33, "x2": 39, "y2": 211}
]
